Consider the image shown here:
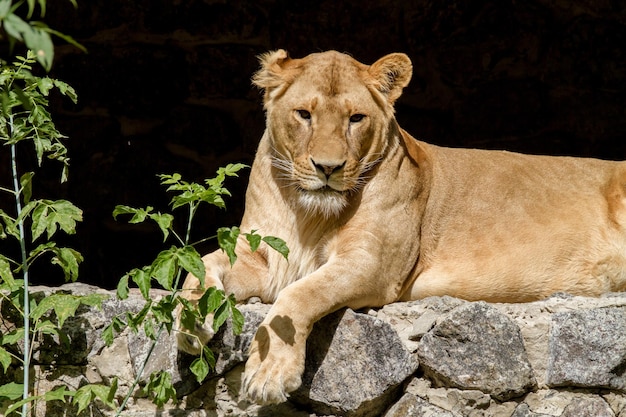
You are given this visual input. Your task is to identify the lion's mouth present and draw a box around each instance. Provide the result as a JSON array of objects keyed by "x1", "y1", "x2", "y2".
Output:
[
  {"x1": 312, "y1": 185, "x2": 341, "y2": 193},
  {"x1": 303, "y1": 182, "x2": 346, "y2": 193},
  {"x1": 296, "y1": 186, "x2": 349, "y2": 217}
]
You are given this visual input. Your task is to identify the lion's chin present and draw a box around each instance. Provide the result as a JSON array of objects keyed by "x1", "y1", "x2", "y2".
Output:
[{"x1": 297, "y1": 189, "x2": 348, "y2": 218}]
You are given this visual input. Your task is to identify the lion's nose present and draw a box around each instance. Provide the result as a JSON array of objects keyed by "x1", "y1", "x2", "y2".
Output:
[{"x1": 311, "y1": 158, "x2": 346, "y2": 177}]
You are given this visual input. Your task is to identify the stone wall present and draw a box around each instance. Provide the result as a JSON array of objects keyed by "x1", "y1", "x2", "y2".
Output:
[{"x1": 3, "y1": 283, "x2": 626, "y2": 416}]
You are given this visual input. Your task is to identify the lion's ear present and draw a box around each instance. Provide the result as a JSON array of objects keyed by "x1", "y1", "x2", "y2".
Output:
[
  {"x1": 367, "y1": 53, "x2": 413, "y2": 104},
  {"x1": 252, "y1": 49, "x2": 302, "y2": 105},
  {"x1": 252, "y1": 49, "x2": 290, "y2": 90}
]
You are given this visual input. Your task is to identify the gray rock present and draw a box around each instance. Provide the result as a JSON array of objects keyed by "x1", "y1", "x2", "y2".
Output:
[
  {"x1": 511, "y1": 403, "x2": 553, "y2": 417},
  {"x1": 418, "y1": 302, "x2": 536, "y2": 401},
  {"x1": 10, "y1": 284, "x2": 626, "y2": 416},
  {"x1": 546, "y1": 307, "x2": 626, "y2": 390},
  {"x1": 383, "y1": 393, "x2": 457, "y2": 417},
  {"x1": 291, "y1": 308, "x2": 419, "y2": 417},
  {"x1": 207, "y1": 303, "x2": 271, "y2": 374},
  {"x1": 561, "y1": 396, "x2": 615, "y2": 417}
]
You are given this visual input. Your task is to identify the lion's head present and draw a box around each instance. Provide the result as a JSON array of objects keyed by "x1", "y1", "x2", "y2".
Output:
[{"x1": 252, "y1": 50, "x2": 412, "y2": 218}]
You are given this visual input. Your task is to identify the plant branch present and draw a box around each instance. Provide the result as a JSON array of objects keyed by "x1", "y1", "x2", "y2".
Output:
[{"x1": 11, "y1": 142, "x2": 31, "y2": 416}]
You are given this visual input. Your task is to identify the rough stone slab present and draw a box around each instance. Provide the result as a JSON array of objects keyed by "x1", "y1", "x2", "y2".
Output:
[
  {"x1": 418, "y1": 301, "x2": 536, "y2": 401},
  {"x1": 383, "y1": 393, "x2": 456, "y2": 417},
  {"x1": 546, "y1": 307, "x2": 626, "y2": 390},
  {"x1": 291, "y1": 308, "x2": 419, "y2": 417},
  {"x1": 561, "y1": 396, "x2": 615, "y2": 417},
  {"x1": 9, "y1": 285, "x2": 626, "y2": 416},
  {"x1": 206, "y1": 303, "x2": 271, "y2": 374},
  {"x1": 511, "y1": 403, "x2": 553, "y2": 417},
  {"x1": 380, "y1": 296, "x2": 466, "y2": 353}
]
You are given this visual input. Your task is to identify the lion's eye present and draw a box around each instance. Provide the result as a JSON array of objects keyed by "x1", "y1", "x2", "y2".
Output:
[
  {"x1": 296, "y1": 109, "x2": 311, "y2": 120},
  {"x1": 349, "y1": 114, "x2": 365, "y2": 123}
]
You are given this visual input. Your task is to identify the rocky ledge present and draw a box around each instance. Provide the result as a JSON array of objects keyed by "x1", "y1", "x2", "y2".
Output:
[{"x1": 2, "y1": 283, "x2": 626, "y2": 416}]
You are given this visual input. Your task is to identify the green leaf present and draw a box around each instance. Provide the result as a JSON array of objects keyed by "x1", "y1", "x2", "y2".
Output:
[
  {"x1": 26, "y1": 0, "x2": 37, "y2": 19},
  {"x1": 0, "y1": 382, "x2": 25, "y2": 400},
  {"x1": 176, "y1": 245, "x2": 205, "y2": 281},
  {"x1": 117, "y1": 274, "x2": 129, "y2": 299},
  {"x1": 127, "y1": 302, "x2": 151, "y2": 332},
  {"x1": 79, "y1": 293, "x2": 107, "y2": 308},
  {"x1": 108, "y1": 377, "x2": 118, "y2": 404},
  {"x1": 36, "y1": 319, "x2": 62, "y2": 338},
  {"x1": 53, "y1": 78, "x2": 78, "y2": 103},
  {"x1": 221, "y1": 162, "x2": 249, "y2": 177},
  {"x1": 24, "y1": 27, "x2": 54, "y2": 71},
  {"x1": 51, "y1": 246, "x2": 83, "y2": 282},
  {"x1": 130, "y1": 267, "x2": 151, "y2": 300},
  {"x1": 28, "y1": 241, "x2": 56, "y2": 264},
  {"x1": 30, "y1": 199, "x2": 83, "y2": 241},
  {"x1": 102, "y1": 316, "x2": 126, "y2": 347},
  {"x1": 30, "y1": 293, "x2": 81, "y2": 328},
  {"x1": 0, "y1": 347, "x2": 12, "y2": 372},
  {"x1": 20, "y1": 171, "x2": 34, "y2": 204},
  {"x1": 149, "y1": 212, "x2": 174, "y2": 242},
  {"x1": 2, "y1": 13, "x2": 30, "y2": 42},
  {"x1": 36, "y1": 76, "x2": 55, "y2": 95},
  {"x1": 245, "y1": 230, "x2": 261, "y2": 252},
  {"x1": 6, "y1": 396, "x2": 42, "y2": 415},
  {"x1": 44, "y1": 385, "x2": 75, "y2": 402},
  {"x1": 143, "y1": 371, "x2": 175, "y2": 407},
  {"x1": 0, "y1": 0, "x2": 11, "y2": 18},
  {"x1": 112, "y1": 205, "x2": 153, "y2": 223},
  {"x1": 73, "y1": 383, "x2": 117, "y2": 413},
  {"x1": 230, "y1": 302, "x2": 245, "y2": 335},
  {"x1": 217, "y1": 226, "x2": 240, "y2": 266},
  {"x1": 212, "y1": 302, "x2": 230, "y2": 333},
  {"x1": 150, "y1": 249, "x2": 177, "y2": 290},
  {"x1": 0, "y1": 209, "x2": 19, "y2": 239},
  {"x1": 190, "y1": 357, "x2": 209, "y2": 383},
  {"x1": 150, "y1": 299, "x2": 175, "y2": 328},
  {"x1": 72, "y1": 386, "x2": 92, "y2": 413},
  {"x1": 1, "y1": 328, "x2": 24, "y2": 345},
  {"x1": 102, "y1": 323, "x2": 114, "y2": 347},
  {"x1": 198, "y1": 286, "x2": 223, "y2": 317},
  {"x1": 0, "y1": 257, "x2": 16, "y2": 290},
  {"x1": 262, "y1": 236, "x2": 290, "y2": 260},
  {"x1": 202, "y1": 345, "x2": 216, "y2": 369},
  {"x1": 178, "y1": 298, "x2": 199, "y2": 333},
  {"x1": 144, "y1": 318, "x2": 157, "y2": 340}
]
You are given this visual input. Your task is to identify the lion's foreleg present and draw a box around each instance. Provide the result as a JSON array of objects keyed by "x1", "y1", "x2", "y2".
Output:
[
  {"x1": 242, "y1": 261, "x2": 390, "y2": 404},
  {"x1": 176, "y1": 237, "x2": 272, "y2": 355}
]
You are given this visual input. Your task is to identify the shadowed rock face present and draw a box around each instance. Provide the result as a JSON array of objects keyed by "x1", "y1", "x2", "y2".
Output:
[{"x1": 6, "y1": 283, "x2": 626, "y2": 416}]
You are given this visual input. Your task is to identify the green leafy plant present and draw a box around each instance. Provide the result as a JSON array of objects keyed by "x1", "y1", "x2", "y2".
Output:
[
  {"x1": 1, "y1": 2, "x2": 289, "y2": 414},
  {"x1": 107, "y1": 167, "x2": 288, "y2": 411},
  {"x1": 0, "y1": 52, "x2": 114, "y2": 415},
  {"x1": 0, "y1": 0, "x2": 86, "y2": 71},
  {"x1": 0, "y1": 2, "x2": 115, "y2": 415}
]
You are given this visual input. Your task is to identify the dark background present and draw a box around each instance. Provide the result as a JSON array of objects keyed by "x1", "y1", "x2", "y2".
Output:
[{"x1": 2, "y1": 0, "x2": 625, "y2": 288}]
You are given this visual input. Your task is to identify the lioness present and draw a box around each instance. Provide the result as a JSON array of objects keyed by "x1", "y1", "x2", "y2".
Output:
[{"x1": 178, "y1": 50, "x2": 626, "y2": 403}]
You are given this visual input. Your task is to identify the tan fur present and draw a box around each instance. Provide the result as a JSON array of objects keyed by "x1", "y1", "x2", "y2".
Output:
[{"x1": 177, "y1": 50, "x2": 626, "y2": 404}]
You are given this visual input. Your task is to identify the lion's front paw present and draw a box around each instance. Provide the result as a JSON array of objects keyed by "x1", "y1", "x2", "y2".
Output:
[
  {"x1": 175, "y1": 309, "x2": 215, "y2": 356},
  {"x1": 242, "y1": 325, "x2": 305, "y2": 404}
]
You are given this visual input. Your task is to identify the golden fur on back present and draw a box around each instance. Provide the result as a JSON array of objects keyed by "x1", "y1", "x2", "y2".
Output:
[{"x1": 177, "y1": 49, "x2": 626, "y2": 404}]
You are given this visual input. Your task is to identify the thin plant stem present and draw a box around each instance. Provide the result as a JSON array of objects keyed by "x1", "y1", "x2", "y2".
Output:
[
  {"x1": 11, "y1": 141, "x2": 31, "y2": 417},
  {"x1": 114, "y1": 324, "x2": 165, "y2": 415},
  {"x1": 114, "y1": 202, "x2": 195, "y2": 416}
]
